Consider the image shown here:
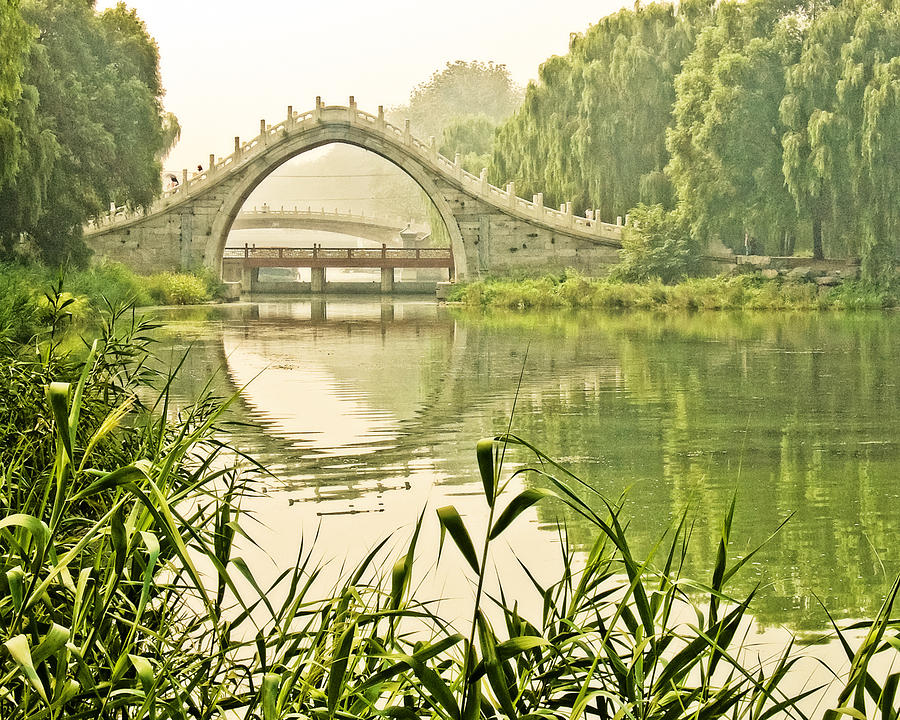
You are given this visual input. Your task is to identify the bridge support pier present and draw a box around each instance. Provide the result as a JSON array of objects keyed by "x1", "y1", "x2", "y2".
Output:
[
  {"x1": 380, "y1": 267, "x2": 394, "y2": 294},
  {"x1": 311, "y1": 267, "x2": 326, "y2": 293},
  {"x1": 241, "y1": 266, "x2": 258, "y2": 293}
]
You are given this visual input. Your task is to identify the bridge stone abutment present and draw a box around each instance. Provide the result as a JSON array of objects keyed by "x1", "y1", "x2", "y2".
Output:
[{"x1": 84, "y1": 103, "x2": 623, "y2": 279}]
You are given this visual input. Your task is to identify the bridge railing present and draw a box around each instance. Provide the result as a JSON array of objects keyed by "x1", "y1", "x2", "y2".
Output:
[
  {"x1": 85, "y1": 100, "x2": 625, "y2": 244},
  {"x1": 221, "y1": 245, "x2": 453, "y2": 265},
  {"x1": 222, "y1": 246, "x2": 451, "y2": 259},
  {"x1": 236, "y1": 206, "x2": 413, "y2": 228}
]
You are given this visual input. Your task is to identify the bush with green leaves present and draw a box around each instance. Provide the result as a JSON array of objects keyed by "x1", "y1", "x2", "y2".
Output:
[
  {"x1": 146, "y1": 271, "x2": 212, "y2": 305},
  {"x1": 612, "y1": 204, "x2": 701, "y2": 284}
]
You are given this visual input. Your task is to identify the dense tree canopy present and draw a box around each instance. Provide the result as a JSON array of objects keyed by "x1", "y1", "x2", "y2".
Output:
[
  {"x1": 439, "y1": 113, "x2": 497, "y2": 174},
  {"x1": 781, "y1": 0, "x2": 900, "y2": 273},
  {"x1": 667, "y1": 0, "x2": 803, "y2": 256},
  {"x1": 490, "y1": 1, "x2": 715, "y2": 220},
  {"x1": 489, "y1": 0, "x2": 899, "y2": 279},
  {"x1": 0, "y1": 0, "x2": 177, "y2": 265},
  {"x1": 0, "y1": 0, "x2": 34, "y2": 186}
]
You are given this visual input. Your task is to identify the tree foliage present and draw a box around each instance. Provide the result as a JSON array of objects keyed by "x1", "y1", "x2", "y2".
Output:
[
  {"x1": 491, "y1": 0, "x2": 899, "y2": 279},
  {"x1": 491, "y1": 0, "x2": 715, "y2": 220},
  {"x1": 439, "y1": 113, "x2": 496, "y2": 174},
  {"x1": 781, "y1": 0, "x2": 900, "y2": 273},
  {"x1": 0, "y1": 0, "x2": 34, "y2": 186},
  {"x1": 612, "y1": 203, "x2": 700, "y2": 283},
  {"x1": 0, "y1": 0, "x2": 178, "y2": 266},
  {"x1": 395, "y1": 60, "x2": 523, "y2": 140},
  {"x1": 667, "y1": 0, "x2": 803, "y2": 256}
]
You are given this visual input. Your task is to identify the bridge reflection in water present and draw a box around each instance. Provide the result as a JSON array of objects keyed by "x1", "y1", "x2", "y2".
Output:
[{"x1": 154, "y1": 299, "x2": 900, "y2": 640}]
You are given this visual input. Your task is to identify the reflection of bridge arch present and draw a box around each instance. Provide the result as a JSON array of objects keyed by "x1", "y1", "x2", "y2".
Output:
[{"x1": 84, "y1": 100, "x2": 623, "y2": 280}]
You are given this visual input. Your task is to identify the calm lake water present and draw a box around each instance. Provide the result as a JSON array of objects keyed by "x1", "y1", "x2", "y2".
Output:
[{"x1": 155, "y1": 297, "x2": 899, "y2": 639}]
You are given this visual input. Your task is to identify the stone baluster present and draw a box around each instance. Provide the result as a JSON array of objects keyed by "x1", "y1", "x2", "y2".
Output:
[
  {"x1": 260, "y1": 119, "x2": 267, "y2": 145},
  {"x1": 403, "y1": 119, "x2": 411, "y2": 144},
  {"x1": 428, "y1": 136, "x2": 438, "y2": 162},
  {"x1": 377, "y1": 105, "x2": 385, "y2": 130},
  {"x1": 481, "y1": 168, "x2": 489, "y2": 195},
  {"x1": 616, "y1": 216, "x2": 623, "y2": 226},
  {"x1": 624, "y1": 213, "x2": 630, "y2": 226},
  {"x1": 182, "y1": 169, "x2": 189, "y2": 195},
  {"x1": 566, "y1": 202, "x2": 574, "y2": 226},
  {"x1": 533, "y1": 193, "x2": 543, "y2": 217},
  {"x1": 209, "y1": 154, "x2": 215, "y2": 174},
  {"x1": 314, "y1": 96, "x2": 322, "y2": 122},
  {"x1": 234, "y1": 136, "x2": 241, "y2": 159},
  {"x1": 506, "y1": 181, "x2": 516, "y2": 208},
  {"x1": 287, "y1": 105, "x2": 293, "y2": 127},
  {"x1": 348, "y1": 96, "x2": 356, "y2": 123}
]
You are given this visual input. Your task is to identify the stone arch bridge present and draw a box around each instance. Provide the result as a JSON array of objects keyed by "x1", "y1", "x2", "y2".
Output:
[{"x1": 84, "y1": 98, "x2": 624, "y2": 279}]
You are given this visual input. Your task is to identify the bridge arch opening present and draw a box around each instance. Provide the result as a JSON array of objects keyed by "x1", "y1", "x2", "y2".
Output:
[{"x1": 207, "y1": 125, "x2": 467, "y2": 279}]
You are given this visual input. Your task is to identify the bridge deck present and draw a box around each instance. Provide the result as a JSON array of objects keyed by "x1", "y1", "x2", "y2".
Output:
[{"x1": 222, "y1": 245, "x2": 453, "y2": 269}]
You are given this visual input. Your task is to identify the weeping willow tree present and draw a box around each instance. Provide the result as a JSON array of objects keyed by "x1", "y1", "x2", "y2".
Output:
[
  {"x1": 666, "y1": 0, "x2": 805, "y2": 256},
  {"x1": 0, "y1": 0, "x2": 179, "y2": 266},
  {"x1": 781, "y1": 0, "x2": 900, "y2": 276},
  {"x1": 490, "y1": 0, "x2": 716, "y2": 222}
]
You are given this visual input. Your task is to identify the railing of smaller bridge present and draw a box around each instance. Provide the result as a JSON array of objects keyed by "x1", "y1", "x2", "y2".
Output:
[
  {"x1": 236, "y1": 206, "x2": 412, "y2": 228},
  {"x1": 222, "y1": 245, "x2": 453, "y2": 266}
]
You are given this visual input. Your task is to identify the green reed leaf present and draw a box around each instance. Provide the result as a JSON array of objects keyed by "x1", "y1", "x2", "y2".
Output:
[
  {"x1": 46, "y1": 381, "x2": 73, "y2": 463},
  {"x1": 129, "y1": 654, "x2": 154, "y2": 693},
  {"x1": 31, "y1": 623, "x2": 69, "y2": 667},
  {"x1": 436, "y1": 505, "x2": 480, "y2": 574},
  {"x1": 327, "y1": 623, "x2": 356, "y2": 717},
  {"x1": 397, "y1": 653, "x2": 460, "y2": 720},
  {"x1": 262, "y1": 672, "x2": 281, "y2": 720},
  {"x1": 489, "y1": 488, "x2": 554, "y2": 539},
  {"x1": 879, "y1": 673, "x2": 899, "y2": 720},
  {"x1": 476, "y1": 438, "x2": 496, "y2": 507},
  {"x1": 71, "y1": 462, "x2": 150, "y2": 501},
  {"x1": 0, "y1": 513, "x2": 49, "y2": 576},
  {"x1": 5, "y1": 635, "x2": 48, "y2": 704},
  {"x1": 476, "y1": 611, "x2": 516, "y2": 719}
]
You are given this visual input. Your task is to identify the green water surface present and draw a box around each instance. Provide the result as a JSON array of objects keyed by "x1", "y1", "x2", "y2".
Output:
[{"x1": 156, "y1": 298, "x2": 899, "y2": 633}]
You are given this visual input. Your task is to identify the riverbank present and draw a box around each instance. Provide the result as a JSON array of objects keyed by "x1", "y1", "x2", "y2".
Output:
[
  {"x1": 0, "y1": 261, "x2": 222, "y2": 341},
  {"x1": 449, "y1": 272, "x2": 898, "y2": 311}
]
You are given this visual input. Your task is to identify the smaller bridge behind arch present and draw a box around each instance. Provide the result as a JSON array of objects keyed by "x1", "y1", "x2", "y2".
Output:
[
  {"x1": 223, "y1": 244, "x2": 452, "y2": 293},
  {"x1": 231, "y1": 206, "x2": 429, "y2": 246}
]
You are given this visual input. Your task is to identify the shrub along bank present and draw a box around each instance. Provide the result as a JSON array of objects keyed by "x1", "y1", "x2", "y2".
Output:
[
  {"x1": 449, "y1": 273, "x2": 898, "y2": 311},
  {"x1": 0, "y1": 295, "x2": 897, "y2": 718},
  {"x1": 0, "y1": 262, "x2": 221, "y2": 342}
]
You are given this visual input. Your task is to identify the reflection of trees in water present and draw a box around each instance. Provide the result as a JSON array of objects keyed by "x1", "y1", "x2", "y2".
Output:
[
  {"x1": 493, "y1": 310, "x2": 899, "y2": 630},
  {"x1": 154, "y1": 303, "x2": 899, "y2": 631}
]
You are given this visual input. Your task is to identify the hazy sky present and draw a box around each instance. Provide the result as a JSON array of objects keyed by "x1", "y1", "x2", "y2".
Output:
[{"x1": 96, "y1": 0, "x2": 628, "y2": 170}]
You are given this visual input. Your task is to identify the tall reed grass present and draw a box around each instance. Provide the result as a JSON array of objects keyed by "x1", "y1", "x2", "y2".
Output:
[{"x1": 0, "y1": 296, "x2": 897, "y2": 718}]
